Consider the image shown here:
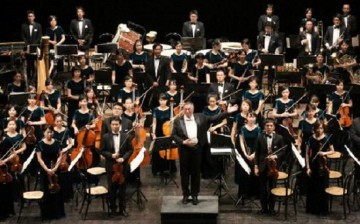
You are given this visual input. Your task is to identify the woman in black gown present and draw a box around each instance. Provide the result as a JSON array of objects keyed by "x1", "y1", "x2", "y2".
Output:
[
  {"x1": 6, "y1": 71, "x2": 27, "y2": 94},
  {"x1": 67, "y1": 66, "x2": 85, "y2": 127},
  {"x1": 1, "y1": 105, "x2": 26, "y2": 138},
  {"x1": 188, "y1": 53, "x2": 210, "y2": 84},
  {"x1": 79, "y1": 55, "x2": 95, "y2": 84},
  {"x1": 117, "y1": 76, "x2": 139, "y2": 105},
  {"x1": 305, "y1": 121, "x2": 334, "y2": 215},
  {"x1": 36, "y1": 125, "x2": 65, "y2": 220},
  {"x1": 229, "y1": 49, "x2": 253, "y2": 90},
  {"x1": 112, "y1": 49, "x2": 133, "y2": 86},
  {"x1": 39, "y1": 78, "x2": 62, "y2": 120}
]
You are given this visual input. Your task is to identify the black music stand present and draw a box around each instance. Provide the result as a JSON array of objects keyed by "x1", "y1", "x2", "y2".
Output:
[
  {"x1": 296, "y1": 56, "x2": 316, "y2": 68},
  {"x1": 208, "y1": 133, "x2": 236, "y2": 202},
  {"x1": 276, "y1": 71, "x2": 302, "y2": 84},
  {"x1": 181, "y1": 37, "x2": 206, "y2": 53},
  {"x1": 96, "y1": 42, "x2": 118, "y2": 65},
  {"x1": 259, "y1": 54, "x2": 284, "y2": 94},
  {"x1": 109, "y1": 84, "x2": 121, "y2": 103},
  {"x1": 8, "y1": 92, "x2": 30, "y2": 107},
  {"x1": 155, "y1": 136, "x2": 179, "y2": 187},
  {"x1": 171, "y1": 72, "x2": 189, "y2": 86},
  {"x1": 129, "y1": 160, "x2": 148, "y2": 210},
  {"x1": 55, "y1": 44, "x2": 78, "y2": 71}
]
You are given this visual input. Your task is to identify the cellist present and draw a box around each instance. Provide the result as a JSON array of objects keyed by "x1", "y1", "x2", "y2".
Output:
[
  {"x1": 99, "y1": 116, "x2": 133, "y2": 217},
  {"x1": 39, "y1": 78, "x2": 62, "y2": 126}
]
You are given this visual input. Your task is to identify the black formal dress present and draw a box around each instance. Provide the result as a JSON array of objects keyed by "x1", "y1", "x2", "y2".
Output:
[
  {"x1": 112, "y1": 61, "x2": 132, "y2": 86},
  {"x1": 6, "y1": 81, "x2": 26, "y2": 94},
  {"x1": 66, "y1": 79, "x2": 85, "y2": 126}
]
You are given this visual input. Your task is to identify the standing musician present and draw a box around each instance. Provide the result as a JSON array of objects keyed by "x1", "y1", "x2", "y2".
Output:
[
  {"x1": 0, "y1": 119, "x2": 26, "y2": 220},
  {"x1": 305, "y1": 53, "x2": 330, "y2": 84},
  {"x1": 231, "y1": 100, "x2": 252, "y2": 147},
  {"x1": 69, "y1": 6, "x2": 94, "y2": 52},
  {"x1": 235, "y1": 112, "x2": 261, "y2": 199},
  {"x1": 188, "y1": 53, "x2": 210, "y2": 83},
  {"x1": 165, "y1": 80, "x2": 181, "y2": 107},
  {"x1": 182, "y1": 10, "x2": 205, "y2": 38},
  {"x1": 243, "y1": 77, "x2": 265, "y2": 118},
  {"x1": 299, "y1": 8, "x2": 318, "y2": 33},
  {"x1": 349, "y1": 116, "x2": 360, "y2": 180},
  {"x1": 101, "y1": 103, "x2": 133, "y2": 136},
  {"x1": 257, "y1": 4, "x2": 280, "y2": 33},
  {"x1": 298, "y1": 20, "x2": 320, "y2": 56},
  {"x1": 202, "y1": 94, "x2": 227, "y2": 134},
  {"x1": 79, "y1": 55, "x2": 95, "y2": 84},
  {"x1": 327, "y1": 79, "x2": 352, "y2": 116},
  {"x1": 324, "y1": 14, "x2": 349, "y2": 53},
  {"x1": 204, "y1": 39, "x2": 228, "y2": 70},
  {"x1": 117, "y1": 76, "x2": 139, "y2": 105},
  {"x1": 99, "y1": 116, "x2": 133, "y2": 217},
  {"x1": 46, "y1": 15, "x2": 65, "y2": 73},
  {"x1": 39, "y1": 78, "x2": 62, "y2": 120},
  {"x1": 1, "y1": 105, "x2": 26, "y2": 138},
  {"x1": 145, "y1": 43, "x2": 171, "y2": 87},
  {"x1": 85, "y1": 87, "x2": 99, "y2": 114},
  {"x1": 342, "y1": 4, "x2": 358, "y2": 38},
  {"x1": 228, "y1": 49, "x2": 254, "y2": 90},
  {"x1": 332, "y1": 41, "x2": 357, "y2": 84},
  {"x1": 36, "y1": 125, "x2": 65, "y2": 220},
  {"x1": 208, "y1": 69, "x2": 235, "y2": 107},
  {"x1": 254, "y1": 118, "x2": 285, "y2": 214},
  {"x1": 112, "y1": 49, "x2": 133, "y2": 86},
  {"x1": 21, "y1": 10, "x2": 42, "y2": 81},
  {"x1": 172, "y1": 102, "x2": 238, "y2": 205},
  {"x1": 67, "y1": 66, "x2": 85, "y2": 127},
  {"x1": 305, "y1": 121, "x2": 334, "y2": 215},
  {"x1": 129, "y1": 40, "x2": 148, "y2": 73},
  {"x1": 272, "y1": 86, "x2": 298, "y2": 123},
  {"x1": 298, "y1": 104, "x2": 319, "y2": 155},
  {"x1": 170, "y1": 41, "x2": 188, "y2": 74},
  {"x1": 6, "y1": 71, "x2": 27, "y2": 94}
]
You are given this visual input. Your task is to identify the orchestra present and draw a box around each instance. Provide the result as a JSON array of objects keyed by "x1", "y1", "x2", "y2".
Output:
[{"x1": 2, "y1": 3, "x2": 360, "y2": 222}]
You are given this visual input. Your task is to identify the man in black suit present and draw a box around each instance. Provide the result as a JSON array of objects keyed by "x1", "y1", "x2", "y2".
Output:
[
  {"x1": 298, "y1": 20, "x2": 320, "y2": 56},
  {"x1": 99, "y1": 116, "x2": 133, "y2": 217},
  {"x1": 69, "y1": 6, "x2": 94, "y2": 52},
  {"x1": 182, "y1": 10, "x2": 205, "y2": 38},
  {"x1": 172, "y1": 102, "x2": 238, "y2": 205},
  {"x1": 254, "y1": 118, "x2": 285, "y2": 214},
  {"x1": 101, "y1": 103, "x2": 133, "y2": 137},
  {"x1": 21, "y1": 10, "x2": 42, "y2": 81},
  {"x1": 208, "y1": 69, "x2": 236, "y2": 105},
  {"x1": 324, "y1": 14, "x2": 349, "y2": 52},
  {"x1": 257, "y1": 4, "x2": 280, "y2": 33},
  {"x1": 342, "y1": 4, "x2": 357, "y2": 37}
]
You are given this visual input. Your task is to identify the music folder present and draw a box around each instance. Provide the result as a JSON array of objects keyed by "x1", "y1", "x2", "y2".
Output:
[{"x1": 210, "y1": 133, "x2": 234, "y2": 156}]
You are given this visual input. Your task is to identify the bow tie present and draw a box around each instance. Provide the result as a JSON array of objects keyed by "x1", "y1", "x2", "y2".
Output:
[
  {"x1": 334, "y1": 26, "x2": 340, "y2": 29},
  {"x1": 155, "y1": 57, "x2": 161, "y2": 60},
  {"x1": 112, "y1": 133, "x2": 119, "y2": 136},
  {"x1": 306, "y1": 31, "x2": 312, "y2": 34},
  {"x1": 265, "y1": 134, "x2": 272, "y2": 138},
  {"x1": 218, "y1": 83, "x2": 224, "y2": 86},
  {"x1": 265, "y1": 33, "x2": 270, "y2": 36},
  {"x1": 191, "y1": 22, "x2": 196, "y2": 25}
]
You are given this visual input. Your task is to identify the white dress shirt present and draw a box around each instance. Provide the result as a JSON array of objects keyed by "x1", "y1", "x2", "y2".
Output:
[
  {"x1": 29, "y1": 24, "x2": 33, "y2": 37},
  {"x1": 264, "y1": 35, "x2": 271, "y2": 51},
  {"x1": 306, "y1": 32, "x2": 312, "y2": 52},
  {"x1": 113, "y1": 132, "x2": 120, "y2": 154},
  {"x1": 184, "y1": 115, "x2": 198, "y2": 142},
  {"x1": 154, "y1": 57, "x2": 160, "y2": 78},
  {"x1": 265, "y1": 133, "x2": 273, "y2": 154},
  {"x1": 78, "y1": 20, "x2": 84, "y2": 37},
  {"x1": 191, "y1": 24, "x2": 196, "y2": 38},
  {"x1": 344, "y1": 16, "x2": 349, "y2": 28},
  {"x1": 332, "y1": 27, "x2": 340, "y2": 45}
]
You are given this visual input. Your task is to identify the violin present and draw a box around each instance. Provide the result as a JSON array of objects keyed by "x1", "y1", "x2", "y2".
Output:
[
  {"x1": 317, "y1": 142, "x2": 330, "y2": 175},
  {"x1": 10, "y1": 153, "x2": 22, "y2": 173},
  {"x1": 59, "y1": 153, "x2": 69, "y2": 173},
  {"x1": 25, "y1": 111, "x2": 37, "y2": 145},
  {"x1": 48, "y1": 161, "x2": 60, "y2": 193},
  {"x1": 265, "y1": 157, "x2": 279, "y2": 179},
  {"x1": 42, "y1": 90, "x2": 55, "y2": 126},
  {"x1": 112, "y1": 160, "x2": 125, "y2": 184},
  {"x1": 161, "y1": 97, "x2": 179, "y2": 160},
  {"x1": 338, "y1": 87, "x2": 353, "y2": 127},
  {"x1": 0, "y1": 164, "x2": 13, "y2": 184}
]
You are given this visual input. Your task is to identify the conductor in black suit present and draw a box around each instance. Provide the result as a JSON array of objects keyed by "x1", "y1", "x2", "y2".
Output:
[
  {"x1": 254, "y1": 118, "x2": 285, "y2": 214},
  {"x1": 182, "y1": 10, "x2": 205, "y2": 38},
  {"x1": 99, "y1": 116, "x2": 133, "y2": 217},
  {"x1": 21, "y1": 10, "x2": 42, "y2": 81},
  {"x1": 172, "y1": 102, "x2": 238, "y2": 205},
  {"x1": 69, "y1": 6, "x2": 94, "y2": 52},
  {"x1": 257, "y1": 4, "x2": 280, "y2": 33}
]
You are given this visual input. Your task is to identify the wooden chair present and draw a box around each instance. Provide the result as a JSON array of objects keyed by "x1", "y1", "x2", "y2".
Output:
[{"x1": 17, "y1": 179, "x2": 44, "y2": 222}]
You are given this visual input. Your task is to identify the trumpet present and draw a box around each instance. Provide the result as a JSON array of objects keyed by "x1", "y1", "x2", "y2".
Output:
[{"x1": 330, "y1": 31, "x2": 345, "y2": 50}]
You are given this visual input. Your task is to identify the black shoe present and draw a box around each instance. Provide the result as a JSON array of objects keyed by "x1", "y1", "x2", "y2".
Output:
[
  {"x1": 257, "y1": 209, "x2": 268, "y2": 215},
  {"x1": 192, "y1": 196, "x2": 198, "y2": 205},
  {"x1": 109, "y1": 210, "x2": 119, "y2": 218},
  {"x1": 182, "y1": 195, "x2": 189, "y2": 204},
  {"x1": 119, "y1": 209, "x2": 129, "y2": 217},
  {"x1": 269, "y1": 210, "x2": 277, "y2": 216}
]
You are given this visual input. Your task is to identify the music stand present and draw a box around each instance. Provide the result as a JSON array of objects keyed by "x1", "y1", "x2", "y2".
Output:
[
  {"x1": 276, "y1": 71, "x2": 302, "y2": 84},
  {"x1": 171, "y1": 72, "x2": 189, "y2": 87},
  {"x1": 155, "y1": 136, "x2": 179, "y2": 187},
  {"x1": 208, "y1": 133, "x2": 236, "y2": 202},
  {"x1": 259, "y1": 54, "x2": 284, "y2": 93},
  {"x1": 181, "y1": 37, "x2": 206, "y2": 53},
  {"x1": 109, "y1": 84, "x2": 121, "y2": 103},
  {"x1": 8, "y1": 92, "x2": 30, "y2": 107},
  {"x1": 96, "y1": 42, "x2": 118, "y2": 54},
  {"x1": 55, "y1": 44, "x2": 78, "y2": 71},
  {"x1": 296, "y1": 56, "x2": 316, "y2": 68}
]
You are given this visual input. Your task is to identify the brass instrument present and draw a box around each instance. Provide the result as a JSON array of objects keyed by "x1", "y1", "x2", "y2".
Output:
[
  {"x1": 305, "y1": 63, "x2": 324, "y2": 84},
  {"x1": 330, "y1": 31, "x2": 345, "y2": 50},
  {"x1": 332, "y1": 53, "x2": 357, "y2": 82},
  {"x1": 318, "y1": 21, "x2": 324, "y2": 53}
]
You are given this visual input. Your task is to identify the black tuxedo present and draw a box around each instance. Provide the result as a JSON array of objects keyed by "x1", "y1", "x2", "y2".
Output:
[
  {"x1": 101, "y1": 116, "x2": 133, "y2": 137},
  {"x1": 69, "y1": 18, "x2": 94, "y2": 51},
  {"x1": 257, "y1": 31, "x2": 283, "y2": 54},
  {"x1": 342, "y1": 14, "x2": 358, "y2": 37},
  {"x1": 99, "y1": 132, "x2": 133, "y2": 211},
  {"x1": 172, "y1": 112, "x2": 230, "y2": 196},
  {"x1": 21, "y1": 22, "x2": 42, "y2": 45},
  {"x1": 254, "y1": 132, "x2": 284, "y2": 212},
  {"x1": 182, "y1": 21, "x2": 205, "y2": 38},
  {"x1": 298, "y1": 31, "x2": 320, "y2": 56},
  {"x1": 324, "y1": 26, "x2": 349, "y2": 49},
  {"x1": 208, "y1": 82, "x2": 236, "y2": 104},
  {"x1": 145, "y1": 56, "x2": 171, "y2": 86},
  {"x1": 258, "y1": 15, "x2": 280, "y2": 32}
]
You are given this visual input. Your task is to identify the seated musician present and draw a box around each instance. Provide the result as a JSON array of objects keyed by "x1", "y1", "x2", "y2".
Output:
[
  {"x1": 6, "y1": 70, "x2": 27, "y2": 94},
  {"x1": 71, "y1": 95, "x2": 96, "y2": 141},
  {"x1": 129, "y1": 40, "x2": 148, "y2": 73},
  {"x1": 204, "y1": 39, "x2": 228, "y2": 70},
  {"x1": 182, "y1": 10, "x2": 205, "y2": 38},
  {"x1": 324, "y1": 14, "x2": 349, "y2": 53},
  {"x1": 332, "y1": 40, "x2": 357, "y2": 84},
  {"x1": 305, "y1": 53, "x2": 330, "y2": 84},
  {"x1": 79, "y1": 55, "x2": 95, "y2": 84},
  {"x1": 99, "y1": 116, "x2": 133, "y2": 217},
  {"x1": 112, "y1": 49, "x2": 133, "y2": 86},
  {"x1": 298, "y1": 20, "x2": 320, "y2": 56},
  {"x1": 301, "y1": 95, "x2": 325, "y2": 120},
  {"x1": 46, "y1": 15, "x2": 65, "y2": 73},
  {"x1": 40, "y1": 78, "x2": 62, "y2": 117},
  {"x1": 241, "y1": 39, "x2": 262, "y2": 87},
  {"x1": 69, "y1": 6, "x2": 93, "y2": 52},
  {"x1": 165, "y1": 80, "x2": 180, "y2": 108},
  {"x1": 272, "y1": 86, "x2": 298, "y2": 122},
  {"x1": 208, "y1": 69, "x2": 235, "y2": 107},
  {"x1": 243, "y1": 77, "x2": 265, "y2": 117},
  {"x1": 170, "y1": 41, "x2": 188, "y2": 74},
  {"x1": 299, "y1": 8, "x2": 318, "y2": 33},
  {"x1": 254, "y1": 118, "x2": 284, "y2": 214},
  {"x1": 85, "y1": 87, "x2": 100, "y2": 115},
  {"x1": 228, "y1": 49, "x2": 254, "y2": 90},
  {"x1": 67, "y1": 66, "x2": 85, "y2": 127},
  {"x1": 188, "y1": 53, "x2": 210, "y2": 83},
  {"x1": 117, "y1": 76, "x2": 139, "y2": 105}
]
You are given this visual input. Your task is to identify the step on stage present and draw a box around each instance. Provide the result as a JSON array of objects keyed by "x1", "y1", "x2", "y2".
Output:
[{"x1": 161, "y1": 196, "x2": 218, "y2": 224}]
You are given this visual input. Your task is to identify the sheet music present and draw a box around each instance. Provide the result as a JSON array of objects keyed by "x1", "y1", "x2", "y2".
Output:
[
  {"x1": 130, "y1": 147, "x2": 146, "y2": 173},
  {"x1": 21, "y1": 149, "x2": 36, "y2": 174},
  {"x1": 291, "y1": 143, "x2": 305, "y2": 168},
  {"x1": 210, "y1": 148, "x2": 232, "y2": 155},
  {"x1": 345, "y1": 145, "x2": 360, "y2": 166},
  {"x1": 234, "y1": 149, "x2": 251, "y2": 175},
  {"x1": 68, "y1": 148, "x2": 84, "y2": 172}
]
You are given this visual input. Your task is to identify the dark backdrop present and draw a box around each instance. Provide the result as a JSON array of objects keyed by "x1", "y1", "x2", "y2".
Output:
[{"x1": 2, "y1": 0, "x2": 359, "y2": 47}]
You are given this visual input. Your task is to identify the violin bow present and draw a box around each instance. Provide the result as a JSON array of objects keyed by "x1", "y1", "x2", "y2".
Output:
[
  {"x1": 267, "y1": 144, "x2": 288, "y2": 157},
  {"x1": 221, "y1": 88, "x2": 243, "y2": 101},
  {"x1": 311, "y1": 134, "x2": 333, "y2": 163},
  {"x1": 285, "y1": 92, "x2": 307, "y2": 113}
]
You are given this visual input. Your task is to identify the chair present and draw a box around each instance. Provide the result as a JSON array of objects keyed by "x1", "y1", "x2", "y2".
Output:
[
  {"x1": 325, "y1": 169, "x2": 355, "y2": 219},
  {"x1": 271, "y1": 170, "x2": 302, "y2": 220},
  {"x1": 79, "y1": 168, "x2": 109, "y2": 220},
  {"x1": 328, "y1": 154, "x2": 348, "y2": 186}
]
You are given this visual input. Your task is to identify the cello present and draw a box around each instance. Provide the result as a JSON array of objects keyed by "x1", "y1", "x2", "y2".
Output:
[
  {"x1": 173, "y1": 89, "x2": 195, "y2": 116},
  {"x1": 128, "y1": 115, "x2": 150, "y2": 167},
  {"x1": 42, "y1": 90, "x2": 55, "y2": 126},
  {"x1": 161, "y1": 97, "x2": 179, "y2": 160},
  {"x1": 338, "y1": 86, "x2": 353, "y2": 127}
]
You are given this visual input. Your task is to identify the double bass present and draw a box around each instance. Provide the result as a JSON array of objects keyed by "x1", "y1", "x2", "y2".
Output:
[{"x1": 161, "y1": 97, "x2": 179, "y2": 160}]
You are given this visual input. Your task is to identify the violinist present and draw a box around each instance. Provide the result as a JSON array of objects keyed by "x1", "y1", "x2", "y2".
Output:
[
  {"x1": 67, "y1": 66, "x2": 85, "y2": 127},
  {"x1": 231, "y1": 100, "x2": 252, "y2": 145},
  {"x1": 327, "y1": 79, "x2": 352, "y2": 116},
  {"x1": 79, "y1": 55, "x2": 95, "y2": 84},
  {"x1": 273, "y1": 85, "x2": 298, "y2": 122},
  {"x1": 85, "y1": 87, "x2": 99, "y2": 114},
  {"x1": 204, "y1": 39, "x2": 228, "y2": 69},
  {"x1": 36, "y1": 125, "x2": 65, "y2": 220},
  {"x1": 40, "y1": 78, "x2": 62, "y2": 123},
  {"x1": 301, "y1": 95, "x2": 325, "y2": 120},
  {"x1": 188, "y1": 53, "x2": 210, "y2": 83},
  {"x1": 99, "y1": 116, "x2": 133, "y2": 217},
  {"x1": 254, "y1": 118, "x2": 284, "y2": 215},
  {"x1": 298, "y1": 104, "x2": 318, "y2": 155},
  {"x1": 0, "y1": 119, "x2": 26, "y2": 220},
  {"x1": 243, "y1": 77, "x2": 265, "y2": 125},
  {"x1": 71, "y1": 95, "x2": 96, "y2": 138},
  {"x1": 228, "y1": 49, "x2": 253, "y2": 90},
  {"x1": 305, "y1": 121, "x2": 334, "y2": 215},
  {"x1": 101, "y1": 103, "x2": 133, "y2": 136},
  {"x1": 170, "y1": 41, "x2": 188, "y2": 74},
  {"x1": 235, "y1": 112, "x2": 261, "y2": 200},
  {"x1": 165, "y1": 80, "x2": 181, "y2": 107},
  {"x1": 208, "y1": 69, "x2": 235, "y2": 107},
  {"x1": 129, "y1": 40, "x2": 148, "y2": 73},
  {"x1": 53, "y1": 114, "x2": 73, "y2": 201},
  {"x1": 202, "y1": 94, "x2": 227, "y2": 134},
  {"x1": 117, "y1": 76, "x2": 139, "y2": 105},
  {"x1": 1, "y1": 105, "x2": 26, "y2": 138}
]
